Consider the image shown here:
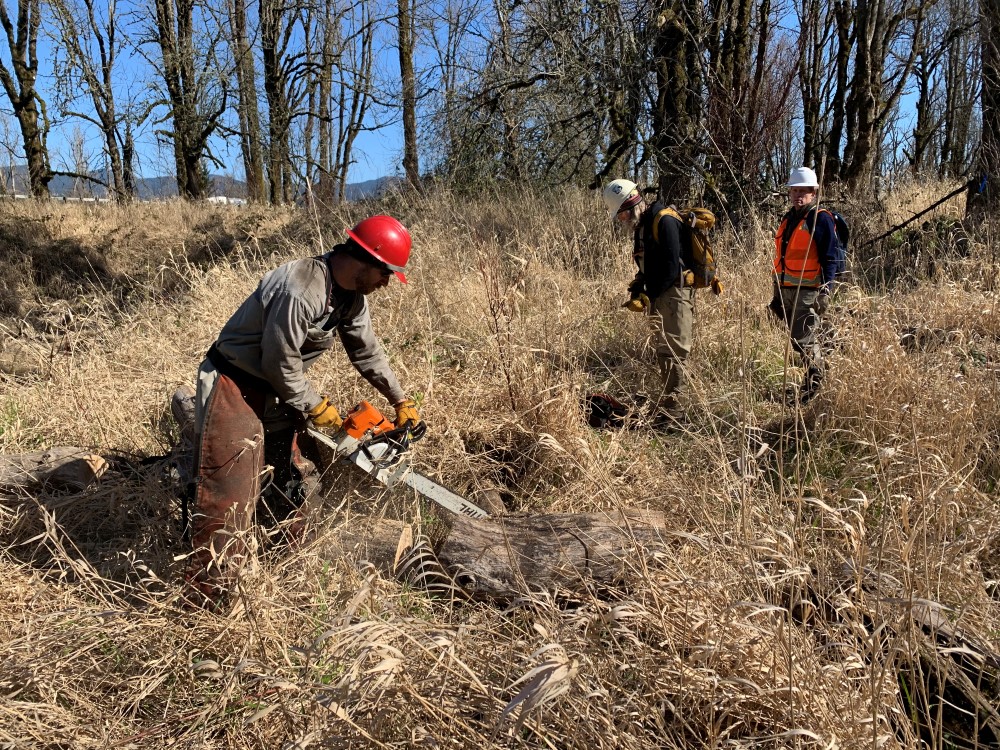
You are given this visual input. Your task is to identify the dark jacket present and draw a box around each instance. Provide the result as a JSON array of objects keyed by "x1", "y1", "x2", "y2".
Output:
[{"x1": 629, "y1": 201, "x2": 688, "y2": 300}]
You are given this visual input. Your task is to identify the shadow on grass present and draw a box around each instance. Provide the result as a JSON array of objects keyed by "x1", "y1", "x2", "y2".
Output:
[{"x1": 0, "y1": 456, "x2": 187, "y2": 604}]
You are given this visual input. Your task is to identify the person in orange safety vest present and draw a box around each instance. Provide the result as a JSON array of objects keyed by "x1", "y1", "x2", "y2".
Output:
[{"x1": 769, "y1": 167, "x2": 843, "y2": 404}]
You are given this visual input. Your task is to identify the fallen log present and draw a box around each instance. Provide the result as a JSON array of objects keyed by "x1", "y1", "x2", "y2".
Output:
[
  {"x1": 438, "y1": 510, "x2": 665, "y2": 599},
  {"x1": 0, "y1": 448, "x2": 108, "y2": 490},
  {"x1": 322, "y1": 510, "x2": 666, "y2": 601}
]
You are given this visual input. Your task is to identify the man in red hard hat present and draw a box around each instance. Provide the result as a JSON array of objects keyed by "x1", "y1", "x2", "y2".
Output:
[{"x1": 184, "y1": 214, "x2": 421, "y2": 607}]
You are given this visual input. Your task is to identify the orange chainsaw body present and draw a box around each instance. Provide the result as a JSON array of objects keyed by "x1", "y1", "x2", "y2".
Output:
[{"x1": 341, "y1": 401, "x2": 393, "y2": 440}]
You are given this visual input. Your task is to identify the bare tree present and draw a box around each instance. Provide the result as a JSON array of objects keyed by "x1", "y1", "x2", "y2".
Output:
[
  {"x1": 591, "y1": 0, "x2": 648, "y2": 187},
  {"x1": 704, "y1": 0, "x2": 797, "y2": 206},
  {"x1": 147, "y1": 0, "x2": 228, "y2": 199},
  {"x1": 66, "y1": 124, "x2": 92, "y2": 197},
  {"x1": 261, "y1": 0, "x2": 313, "y2": 203},
  {"x1": 227, "y1": 0, "x2": 265, "y2": 201},
  {"x1": 940, "y1": 0, "x2": 979, "y2": 178},
  {"x1": 0, "y1": 0, "x2": 52, "y2": 196},
  {"x1": 0, "y1": 110, "x2": 20, "y2": 192},
  {"x1": 795, "y1": 0, "x2": 833, "y2": 170},
  {"x1": 330, "y1": 0, "x2": 375, "y2": 201},
  {"x1": 421, "y1": 0, "x2": 489, "y2": 180},
  {"x1": 444, "y1": 0, "x2": 651, "y2": 188},
  {"x1": 49, "y1": 0, "x2": 134, "y2": 200},
  {"x1": 907, "y1": 1, "x2": 949, "y2": 174},
  {"x1": 840, "y1": 0, "x2": 925, "y2": 189}
]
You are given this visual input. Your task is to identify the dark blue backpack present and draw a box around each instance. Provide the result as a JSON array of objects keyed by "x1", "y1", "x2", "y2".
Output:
[{"x1": 806, "y1": 207, "x2": 849, "y2": 276}]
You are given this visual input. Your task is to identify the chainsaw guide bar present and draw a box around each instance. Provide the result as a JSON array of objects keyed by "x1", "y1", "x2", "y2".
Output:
[{"x1": 306, "y1": 425, "x2": 488, "y2": 519}]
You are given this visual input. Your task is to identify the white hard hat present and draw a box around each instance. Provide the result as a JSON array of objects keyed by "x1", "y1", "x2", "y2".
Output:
[
  {"x1": 602, "y1": 179, "x2": 641, "y2": 217},
  {"x1": 787, "y1": 167, "x2": 819, "y2": 188}
]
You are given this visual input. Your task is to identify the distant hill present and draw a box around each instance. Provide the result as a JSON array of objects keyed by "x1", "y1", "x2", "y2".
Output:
[{"x1": 0, "y1": 167, "x2": 396, "y2": 201}]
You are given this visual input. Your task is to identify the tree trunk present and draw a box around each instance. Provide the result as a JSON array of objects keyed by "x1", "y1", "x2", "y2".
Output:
[
  {"x1": 824, "y1": 0, "x2": 852, "y2": 181},
  {"x1": 122, "y1": 125, "x2": 136, "y2": 198},
  {"x1": 0, "y1": 0, "x2": 51, "y2": 197},
  {"x1": 18, "y1": 106, "x2": 50, "y2": 197},
  {"x1": 653, "y1": 0, "x2": 703, "y2": 202},
  {"x1": 261, "y1": 0, "x2": 286, "y2": 204},
  {"x1": 796, "y1": 0, "x2": 824, "y2": 169},
  {"x1": 398, "y1": 0, "x2": 420, "y2": 189},
  {"x1": 968, "y1": 0, "x2": 1000, "y2": 218},
  {"x1": 910, "y1": 53, "x2": 936, "y2": 174},
  {"x1": 317, "y1": 5, "x2": 334, "y2": 195},
  {"x1": 230, "y1": 0, "x2": 265, "y2": 202}
]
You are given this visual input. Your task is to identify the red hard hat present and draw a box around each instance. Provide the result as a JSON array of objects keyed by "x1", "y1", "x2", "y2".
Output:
[{"x1": 346, "y1": 215, "x2": 412, "y2": 283}]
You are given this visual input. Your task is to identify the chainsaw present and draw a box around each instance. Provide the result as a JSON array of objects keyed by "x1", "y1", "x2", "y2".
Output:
[{"x1": 306, "y1": 401, "x2": 488, "y2": 518}]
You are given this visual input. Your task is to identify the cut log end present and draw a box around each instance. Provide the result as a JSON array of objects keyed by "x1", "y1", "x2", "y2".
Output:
[{"x1": 0, "y1": 447, "x2": 108, "y2": 490}]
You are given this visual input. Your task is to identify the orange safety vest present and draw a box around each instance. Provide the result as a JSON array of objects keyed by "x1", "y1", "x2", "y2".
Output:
[{"x1": 773, "y1": 212, "x2": 822, "y2": 288}]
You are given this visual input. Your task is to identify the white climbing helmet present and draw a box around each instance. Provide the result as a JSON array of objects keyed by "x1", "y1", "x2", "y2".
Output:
[
  {"x1": 602, "y1": 179, "x2": 642, "y2": 217},
  {"x1": 787, "y1": 167, "x2": 819, "y2": 188}
]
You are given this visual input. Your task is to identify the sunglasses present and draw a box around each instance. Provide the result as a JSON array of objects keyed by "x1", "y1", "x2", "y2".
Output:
[{"x1": 374, "y1": 262, "x2": 393, "y2": 277}]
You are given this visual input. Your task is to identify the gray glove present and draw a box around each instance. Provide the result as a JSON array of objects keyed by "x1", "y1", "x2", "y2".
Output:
[{"x1": 814, "y1": 291, "x2": 831, "y2": 315}]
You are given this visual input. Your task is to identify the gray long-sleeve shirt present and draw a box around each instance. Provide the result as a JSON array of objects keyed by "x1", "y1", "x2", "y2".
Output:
[{"x1": 211, "y1": 250, "x2": 406, "y2": 412}]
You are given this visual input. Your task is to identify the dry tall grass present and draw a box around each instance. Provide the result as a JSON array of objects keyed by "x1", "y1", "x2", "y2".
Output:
[{"x1": 1, "y1": 184, "x2": 998, "y2": 749}]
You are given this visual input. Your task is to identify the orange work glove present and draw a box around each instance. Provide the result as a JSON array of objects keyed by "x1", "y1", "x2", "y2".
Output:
[
  {"x1": 393, "y1": 398, "x2": 421, "y2": 429},
  {"x1": 308, "y1": 396, "x2": 342, "y2": 430}
]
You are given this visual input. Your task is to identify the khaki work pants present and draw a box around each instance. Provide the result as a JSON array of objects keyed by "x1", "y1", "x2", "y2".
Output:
[{"x1": 649, "y1": 285, "x2": 695, "y2": 403}]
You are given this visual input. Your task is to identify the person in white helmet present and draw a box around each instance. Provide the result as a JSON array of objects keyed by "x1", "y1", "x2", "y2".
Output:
[
  {"x1": 602, "y1": 178, "x2": 696, "y2": 421},
  {"x1": 769, "y1": 166, "x2": 843, "y2": 403}
]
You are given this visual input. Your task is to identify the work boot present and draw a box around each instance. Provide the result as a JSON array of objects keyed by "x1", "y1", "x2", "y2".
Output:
[
  {"x1": 181, "y1": 557, "x2": 233, "y2": 613},
  {"x1": 650, "y1": 396, "x2": 686, "y2": 430},
  {"x1": 799, "y1": 366, "x2": 823, "y2": 404}
]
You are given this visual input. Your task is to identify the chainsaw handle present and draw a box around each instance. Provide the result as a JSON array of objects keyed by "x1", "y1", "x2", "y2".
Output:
[
  {"x1": 365, "y1": 421, "x2": 426, "y2": 451},
  {"x1": 406, "y1": 421, "x2": 427, "y2": 442}
]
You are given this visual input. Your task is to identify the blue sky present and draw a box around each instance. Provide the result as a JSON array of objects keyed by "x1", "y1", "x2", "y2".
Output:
[{"x1": 1, "y1": 1, "x2": 407, "y2": 187}]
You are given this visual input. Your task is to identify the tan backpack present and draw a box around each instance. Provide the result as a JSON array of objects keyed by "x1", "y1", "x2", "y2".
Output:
[{"x1": 652, "y1": 206, "x2": 723, "y2": 295}]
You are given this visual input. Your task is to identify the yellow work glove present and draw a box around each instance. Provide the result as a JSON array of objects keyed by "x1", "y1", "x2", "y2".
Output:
[
  {"x1": 308, "y1": 396, "x2": 342, "y2": 430},
  {"x1": 394, "y1": 398, "x2": 421, "y2": 429},
  {"x1": 622, "y1": 293, "x2": 649, "y2": 313}
]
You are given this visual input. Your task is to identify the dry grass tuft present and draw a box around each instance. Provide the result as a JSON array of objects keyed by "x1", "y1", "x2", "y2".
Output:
[{"x1": 1, "y1": 186, "x2": 999, "y2": 748}]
